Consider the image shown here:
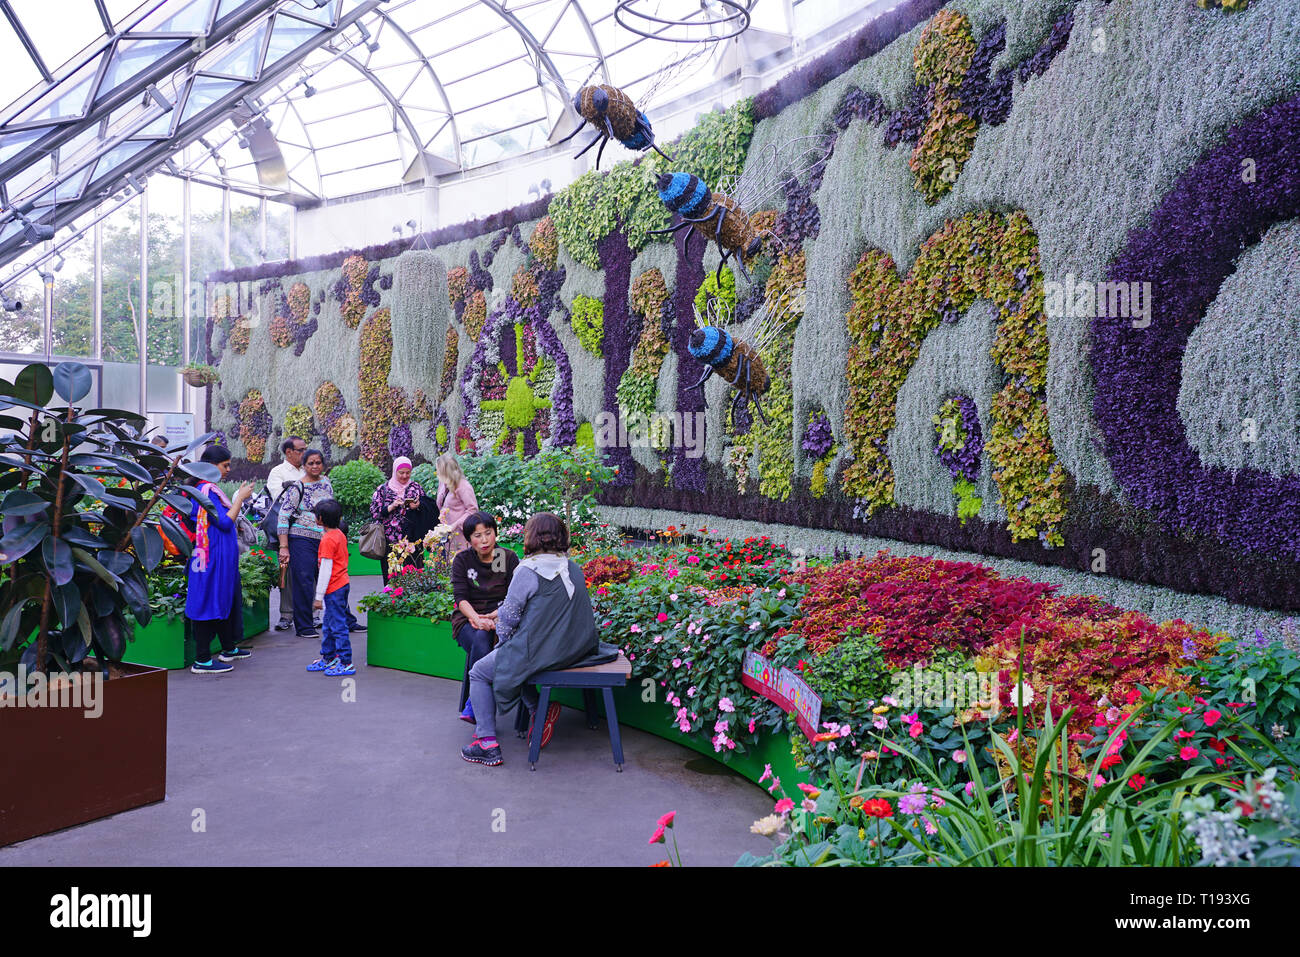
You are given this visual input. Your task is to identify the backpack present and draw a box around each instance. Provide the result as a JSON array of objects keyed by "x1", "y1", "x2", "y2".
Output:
[{"x1": 260, "y1": 481, "x2": 302, "y2": 547}]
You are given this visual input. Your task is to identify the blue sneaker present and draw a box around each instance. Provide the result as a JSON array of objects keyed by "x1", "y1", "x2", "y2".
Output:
[
  {"x1": 218, "y1": 647, "x2": 251, "y2": 661},
  {"x1": 307, "y1": 657, "x2": 338, "y2": 672},
  {"x1": 191, "y1": 658, "x2": 233, "y2": 675},
  {"x1": 325, "y1": 659, "x2": 356, "y2": 676},
  {"x1": 459, "y1": 701, "x2": 475, "y2": 724}
]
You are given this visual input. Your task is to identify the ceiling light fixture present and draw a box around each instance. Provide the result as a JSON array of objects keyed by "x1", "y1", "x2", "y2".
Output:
[
  {"x1": 1, "y1": 291, "x2": 22, "y2": 312},
  {"x1": 54, "y1": 255, "x2": 65, "y2": 272}
]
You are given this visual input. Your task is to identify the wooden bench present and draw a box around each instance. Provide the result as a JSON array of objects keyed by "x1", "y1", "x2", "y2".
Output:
[{"x1": 525, "y1": 652, "x2": 632, "y2": 772}]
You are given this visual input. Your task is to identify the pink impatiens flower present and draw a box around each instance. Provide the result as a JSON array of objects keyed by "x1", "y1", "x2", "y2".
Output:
[
  {"x1": 719, "y1": 697, "x2": 735, "y2": 712},
  {"x1": 672, "y1": 658, "x2": 682, "y2": 668},
  {"x1": 629, "y1": 624, "x2": 641, "y2": 633},
  {"x1": 656, "y1": 612, "x2": 668, "y2": 623},
  {"x1": 1180, "y1": 746, "x2": 1200, "y2": 761}
]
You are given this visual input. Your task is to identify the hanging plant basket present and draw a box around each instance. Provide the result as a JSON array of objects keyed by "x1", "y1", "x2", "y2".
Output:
[{"x1": 180, "y1": 365, "x2": 220, "y2": 387}]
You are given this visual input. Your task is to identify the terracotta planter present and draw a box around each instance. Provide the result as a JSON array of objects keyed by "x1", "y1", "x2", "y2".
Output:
[{"x1": 0, "y1": 660, "x2": 167, "y2": 847}]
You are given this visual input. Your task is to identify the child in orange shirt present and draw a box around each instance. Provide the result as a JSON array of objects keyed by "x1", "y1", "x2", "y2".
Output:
[{"x1": 306, "y1": 499, "x2": 355, "y2": 676}]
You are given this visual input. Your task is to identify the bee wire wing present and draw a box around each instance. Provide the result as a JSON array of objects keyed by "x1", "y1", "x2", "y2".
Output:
[
  {"x1": 632, "y1": 45, "x2": 716, "y2": 113},
  {"x1": 723, "y1": 134, "x2": 836, "y2": 215},
  {"x1": 749, "y1": 281, "x2": 807, "y2": 356}
]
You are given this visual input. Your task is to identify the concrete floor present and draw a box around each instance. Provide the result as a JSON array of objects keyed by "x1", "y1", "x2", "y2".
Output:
[{"x1": 0, "y1": 574, "x2": 776, "y2": 866}]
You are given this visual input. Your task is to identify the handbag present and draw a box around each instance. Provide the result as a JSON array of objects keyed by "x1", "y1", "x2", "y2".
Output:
[
  {"x1": 358, "y1": 521, "x2": 388, "y2": 561},
  {"x1": 236, "y1": 516, "x2": 259, "y2": 552},
  {"x1": 260, "y1": 482, "x2": 300, "y2": 547}
]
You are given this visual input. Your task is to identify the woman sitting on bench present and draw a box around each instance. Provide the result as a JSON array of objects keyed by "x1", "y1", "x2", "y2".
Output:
[
  {"x1": 461, "y1": 512, "x2": 599, "y2": 767},
  {"x1": 450, "y1": 511, "x2": 520, "y2": 724}
]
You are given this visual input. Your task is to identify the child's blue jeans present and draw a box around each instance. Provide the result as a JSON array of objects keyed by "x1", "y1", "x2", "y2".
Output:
[{"x1": 321, "y1": 584, "x2": 353, "y2": 663}]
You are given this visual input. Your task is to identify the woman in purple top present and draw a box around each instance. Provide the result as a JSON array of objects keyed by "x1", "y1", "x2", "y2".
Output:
[{"x1": 369, "y1": 456, "x2": 426, "y2": 584}]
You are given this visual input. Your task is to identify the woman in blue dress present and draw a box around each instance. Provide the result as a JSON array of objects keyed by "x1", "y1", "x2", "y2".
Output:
[{"x1": 188, "y1": 445, "x2": 255, "y2": 674}]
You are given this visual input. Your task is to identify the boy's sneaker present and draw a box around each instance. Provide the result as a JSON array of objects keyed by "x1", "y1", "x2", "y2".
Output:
[
  {"x1": 461, "y1": 739, "x2": 503, "y2": 766},
  {"x1": 274, "y1": 618, "x2": 293, "y2": 632},
  {"x1": 459, "y1": 701, "x2": 475, "y2": 725},
  {"x1": 325, "y1": 659, "x2": 356, "y2": 676},
  {"x1": 191, "y1": 658, "x2": 233, "y2": 675},
  {"x1": 527, "y1": 702, "x2": 563, "y2": 751},
  {"x1": 297, "y1": 630, "x2": 321, "y2": 640},
  {"x1": 306, "y1": 657, "x2": 338, "y2": 672},
  {"x1": 218, "y1": 647, "x2": 251, "y2": 661},
  {"x1": 349, "y1": 622, "x2": 368, "y2": 633}
]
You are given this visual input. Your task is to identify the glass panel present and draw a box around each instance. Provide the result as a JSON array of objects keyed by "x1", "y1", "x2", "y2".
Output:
[
  {"x1": 51, "y1": 227, "x2": 95, "y2": 358},
  {"x1": 132, "y1": 107, "x2": 176, "y2": 138},
  {"x1": 455, "y1": 89, "x2": 545, "y2": 140},
  {"x1": 188, "y1": 179, "x2": 225, "y2": 363},
  {"x1": 306, "y1": 104, "x2": 396, "y2": 145},
  {"x1": 100, "y1": 360, "x2": 140, "y2": 411},
  {"x1": 262, "y1": 15, "x2": 324, "y2": 71},
  {"x1": 0, "y1": 270, "x2": 44, "y2": 354},
  {"x1": 146, "y1": 173, "x2": 183, "y2": 369},
  {"x1": 443, "y1": 58, "x2": 535, "y2": 112},
  {"x1": 29, "y1": 163, "x2": 94, "y2": 206},
  {"x1": 179, "y1": 75, "x2": 242, "y2": 124},
  {"x1": 5, "y1": 154, "x2": 54, "y2": 204},
  {"x1": 127, "y1": 0, "x2": 217, "y2": 35},
  {"x1": 97, "y1": 38, "x2": 186, "y2": 102},
  {"x1": 320, "y1": 160, "x2": 403, "y2": 197},
  {"x1": 265, "y1": 200, "x2": 290, "y2": 262},
  {"x1": 100, "y1": 195, "x2": 142, "y2": 363},
  {"x1": 55, "y1": 121, "x2": 105, "y2": 169},
  {"x1": 87, "y1": 138, "x2": 150, "y2": 183},
  {"x1": 7, "y1": 53, "x2": 103, "y2": 126},
  {"x1": 0, "y1": 16, "x2": 44, "y2": 108},
  {"x1": 7, "y1": 1, "x2": 109, "y2": 76},
  {"x1": 280, "y1": 1, "x2": 335, "y2": 28},
  {"x1": 227, "y1": 190, "x2": 259, "y2": 268},
  {"x1": 203, "y1": 20, "x2": 269, "y2": 79},
  {"x1": 0, "y1": 127, "x2": 49, "y2": 166},
  {"x1": 432, "y1": 31, "x2": 521, "y2": 86}
]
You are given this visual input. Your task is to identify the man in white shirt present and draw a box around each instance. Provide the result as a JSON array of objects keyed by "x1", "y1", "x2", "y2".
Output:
[{"x1": 268, "y1": 437, "x2": 307, "y2": 631}]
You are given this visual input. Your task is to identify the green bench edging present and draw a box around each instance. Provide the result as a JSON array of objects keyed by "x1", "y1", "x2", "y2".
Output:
[
  {"x1": 365, "y1": 614, "x2": 463, "y2": 680},
  {"x1": 549, "y1": 683, "x2": 808, "y2": 792},
  {"x1": 121, "y1": 596, "x2": 271, "y2": 670}
]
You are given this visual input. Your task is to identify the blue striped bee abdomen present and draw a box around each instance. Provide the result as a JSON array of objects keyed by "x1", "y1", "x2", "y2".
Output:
[
  {"x1": 656, "y1": 172, "x2": 712, "y2": 220},
  {"x1": 688, "y1": 326, "x2": 734, "y2": 365}
]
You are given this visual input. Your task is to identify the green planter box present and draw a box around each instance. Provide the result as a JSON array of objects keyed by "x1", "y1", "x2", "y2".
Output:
[
  {"x1": 122, "y1": 615, "x2": 188, "y2": 670},
  {"x1": 366, "y1": 614, "x2": 463, "y2": 680},
  {"x1": 243, "y1": 595, "x2": 270, "y2": 638},
  {"x1": 347, "y1": 541, "x2": 383, "y2": 577},
  {"x1": 551, "y1": 682, "x2": 808, "y2": 791}
]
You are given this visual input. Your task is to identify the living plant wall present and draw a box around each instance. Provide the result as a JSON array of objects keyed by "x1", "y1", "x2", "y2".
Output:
[{"x1": 205, "y1": 0, "x2": 1300, "y2": 612}]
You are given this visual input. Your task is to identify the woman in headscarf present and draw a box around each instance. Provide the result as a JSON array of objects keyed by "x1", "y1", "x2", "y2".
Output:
[
  {"x1": 435, "y1": 452, "x2": 479, "y2": 554},
  {"x1": 369, "y1": 455, "x2": 426, "y2": 584},
  {"x1": 187, "y1": 445, "x2": 255, "y2": 674}
]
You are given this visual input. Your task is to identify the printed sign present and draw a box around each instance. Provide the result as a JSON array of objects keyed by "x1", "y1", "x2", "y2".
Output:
[
  {"x1": 740, "y1": 651, "x2": 822, "y2": 741},
  {"x1": 777, "y1": 667, "x2": 822, "y2": 739}
]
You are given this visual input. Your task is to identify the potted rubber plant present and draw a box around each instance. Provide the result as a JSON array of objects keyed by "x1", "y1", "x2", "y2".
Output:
[{"x1": 0, "y1": 360, "x2": 220, "y2": 846}]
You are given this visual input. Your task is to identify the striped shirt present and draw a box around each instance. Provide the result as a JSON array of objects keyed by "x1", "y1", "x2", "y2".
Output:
[{"x1": 276, "y1": 477, "x2": 334, "y2": 541}]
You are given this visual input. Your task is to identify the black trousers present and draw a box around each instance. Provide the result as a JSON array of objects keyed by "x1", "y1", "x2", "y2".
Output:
[{"x1": 193, "y1": 581, "x2": 244, "y2": 661}]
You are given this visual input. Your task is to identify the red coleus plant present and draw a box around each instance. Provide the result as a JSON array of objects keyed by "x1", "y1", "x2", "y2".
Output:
[
  {"x1": 987, "y1": 612, "x2": 1225, "y2": 728},
  {"x1": 582, "y1": 555, "x2": 638, "y2": 587},
  {"x1": 767, "y1": 551, "x2": 1055, "y2": 664}
]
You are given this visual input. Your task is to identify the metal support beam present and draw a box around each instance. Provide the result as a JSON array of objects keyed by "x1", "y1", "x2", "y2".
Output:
[
  {"x1": 138, "y1": 186, "x2": 148, "y2": 417},
  {"x1": 93, "y1": 216, "x2": 102, "y2": 361},
  {"x1": 182, "y1": 175, "x2": 192, "y2": 414}
]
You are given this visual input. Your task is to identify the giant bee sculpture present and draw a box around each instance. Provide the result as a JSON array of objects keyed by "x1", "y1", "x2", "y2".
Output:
[
  {"x1": 686, "y1": 280, "x2": 805, "y2": 426},
  {"x1": 554, "y1": 48, "x2": 711, "y2": 169},
  {"x1": 557, "y1": 85, "x2": 673, "y2": 169},
  {"x1": 649, "y1": 135, "x2": 834, "y2": 286}
]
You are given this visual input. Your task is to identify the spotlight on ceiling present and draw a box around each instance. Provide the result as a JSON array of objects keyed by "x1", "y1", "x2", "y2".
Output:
[
  {"x1": 237, "y1": 132, "x2": 250, "y2": 149},
  {"x1": 17, "y1": 213, "x2": 54, "y2": 244},
  {"x1": 1, "y1": 291, "x2": 22, "y2": 312},
  {"x1": 405, "y1": 219, "x2": 417, "y2": 231},
  {"x1": 303, "y1": 82, "x2": 316, "y2": 97},
  {"x1": 54, "y1": 255, "x2": 65, "y2": 272},
  {"x1": 392, "y1": 224, "x2": 402, "y2": 235}
]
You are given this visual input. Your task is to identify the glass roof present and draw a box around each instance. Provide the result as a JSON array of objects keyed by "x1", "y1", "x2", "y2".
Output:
[{"x1": 0, "y1": 0, "x2": 859, "y2": 275}]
